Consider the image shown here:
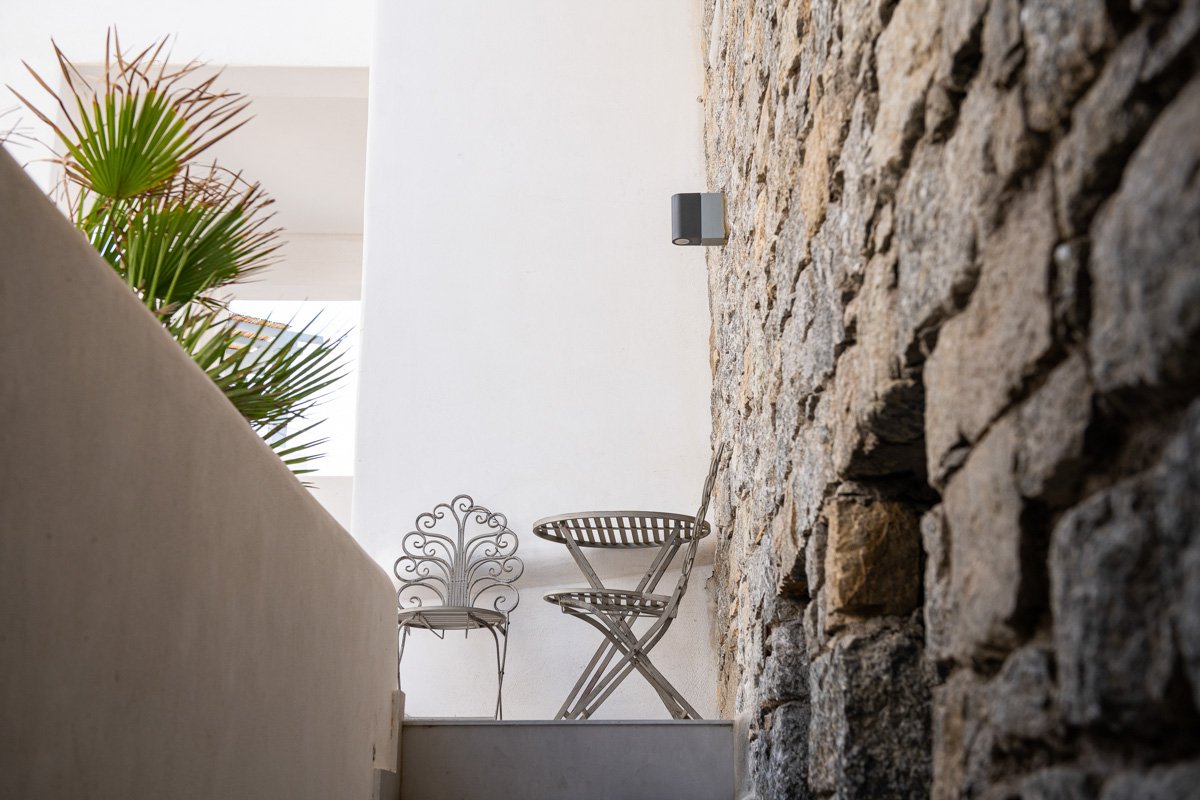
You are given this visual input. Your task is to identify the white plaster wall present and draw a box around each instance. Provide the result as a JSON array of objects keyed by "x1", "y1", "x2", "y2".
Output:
[
  {"x1": 1, "y1": 4, "x2": 371, "y2": 190},
  {"x1": 0, "y1": 0, "x2": 371, "y2": 72},
  {"x1": 230, "y1": 234, "x2": 364, "y2": 301},
  {"x1": 356, "y1": 1, "x2": 715, "y2": 719}
]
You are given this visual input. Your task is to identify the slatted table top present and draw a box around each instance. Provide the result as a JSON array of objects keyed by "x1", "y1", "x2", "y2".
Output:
[{"x1": 532, "y1": 511, "x2": 710, "y2": 548}]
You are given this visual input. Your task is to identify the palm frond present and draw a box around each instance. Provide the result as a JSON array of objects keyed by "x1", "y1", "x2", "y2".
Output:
[
  {"x1": 11, "y1": 31, "x2": 348, "y2": 479},
  {"x1": 170, "y1": 308, "x2": 351, "y2": 468},
  {"x1": 82, "y1": 177, "x2": 279, "y2": 313},
  {"x1": 11, "y1": 29, "x2": 251, "y2": 200}
]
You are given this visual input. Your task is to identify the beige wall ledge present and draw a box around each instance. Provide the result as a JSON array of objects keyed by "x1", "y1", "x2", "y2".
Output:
[{"x1": 0, "y1": 150, "x2": 397, "y2": 799}]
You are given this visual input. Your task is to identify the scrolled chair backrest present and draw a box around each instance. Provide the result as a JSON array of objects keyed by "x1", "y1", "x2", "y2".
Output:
[{"x1": 393, "y1": 495, "x2": 524, "y2": 615}]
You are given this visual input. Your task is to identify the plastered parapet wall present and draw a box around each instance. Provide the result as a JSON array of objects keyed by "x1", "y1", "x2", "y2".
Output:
[
  {"x1": 702, "y1": 0, "x2": 1200, "y2": 796},
  {"x1": 0, "y1": 150, "x2": 398, "y2": 800}
]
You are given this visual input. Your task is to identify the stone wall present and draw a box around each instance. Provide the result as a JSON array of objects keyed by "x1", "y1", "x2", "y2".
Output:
[{"x1": 701, "y1": 0, "x2": 1199, "y2": 797}]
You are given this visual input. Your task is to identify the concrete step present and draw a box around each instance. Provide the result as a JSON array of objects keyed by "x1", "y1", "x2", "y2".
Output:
[{"x1": 400, "y1": 719, "x2": 734, "y2": 800}]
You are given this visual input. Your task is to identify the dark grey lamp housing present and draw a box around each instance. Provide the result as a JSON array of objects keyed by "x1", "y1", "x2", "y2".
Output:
[{"x1": 671, "y1": 192, "x2": 727, "y2": 246}]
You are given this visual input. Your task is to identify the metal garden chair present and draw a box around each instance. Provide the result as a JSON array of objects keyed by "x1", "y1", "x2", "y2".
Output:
[
  {"x1": 533, "y1": 443, "x2": 724, "y2": 720},
  {"x1": 394, "y1": 495, "x2": 523, "y2": 719}
]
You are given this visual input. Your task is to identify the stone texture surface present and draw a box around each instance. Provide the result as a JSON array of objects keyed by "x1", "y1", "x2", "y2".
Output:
[
  {"x1": 824, "y1": 497, "x2": 920, "y2": 629},
  {"x1": 1020, "y1": 0, "x2": 1114, "y2": 132},
  {"x1": 1088, "y1": 75, "x2": 1200, "y2": 398},
  {"x1": 1052, "y1": 400, "x2": 1200, "y2": 734},
  {"x1": 922, "y1": 506, "x2": 954, "y2": 666},
  {"x1": 1099, "y1": 762, "x2": 1200, "y2": 800},
  {"x1": 810, "y1": 622, "x2": 932, "y2": 799},
  {"x1": 1051, "y1": 475, "x2": 1174, "y2": 732},
  {"x1": 1161, "y1": 403, "x2": 1200, "y2": 711},
  {"x1": 1019, "y1": 768, "x2": 1094, "y2": 800},
  {"x1": 924, "y1": 173, "x2": 1057, "y2": 481},
  {"x1": 942, "y1": 416, "x2": 1046, "y2": 664},
  {"x1": 702, "y1": 0, "x2": 1200, "y2": 796},
  {"x1": 1014, "y1": 353, "x2": 1092, "y2": 506}
]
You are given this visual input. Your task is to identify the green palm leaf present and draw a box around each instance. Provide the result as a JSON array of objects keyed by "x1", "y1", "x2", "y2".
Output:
[
  {"x1": 81, "y1": 181, "x2": 279, "y2": 314},
  {"x1": 10, "y1": 31, "x2": 250, "y2": 201},
  {"x1": 12, "y1": 30, "x2": 349, "y2": 477},
  {"x1": 65, "y1": 89, "x2": 192, "y2": 197},
  {"x1": 171, "y1": 308, "x2": 350, "y2": 469}
]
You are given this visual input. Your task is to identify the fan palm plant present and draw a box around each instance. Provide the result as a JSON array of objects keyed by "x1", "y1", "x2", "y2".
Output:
[{"x1": 9, "y1": 31, "x2": 349, "y2": 475}]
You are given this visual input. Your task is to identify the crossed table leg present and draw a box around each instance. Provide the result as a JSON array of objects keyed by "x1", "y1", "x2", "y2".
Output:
[
  {"x1": 546, "y1": 529, "x2": 701, "y2": 720},
  {"x1": 554, "y1": 603, "x2": 700, "y2": 719}
]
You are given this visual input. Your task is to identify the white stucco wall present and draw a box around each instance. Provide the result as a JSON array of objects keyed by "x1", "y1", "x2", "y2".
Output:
[
  {"x1": 355, "y1": 1, "x2": 716, "y2": 719},
  {"x1": 1, "y1": 3, "x2": 371, "y2": 189}
]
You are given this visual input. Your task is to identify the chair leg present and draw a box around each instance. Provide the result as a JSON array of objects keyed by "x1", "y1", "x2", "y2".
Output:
[
  {"x1": 397, "y1": 625, "x2": 410, "y2": 692},
  {"x1": 498, "y1": 623, "x2": 509, "y2": 720},
  {"x1": 565, "y1": 608, "x2": 701, "y2": 720},
  {"x1": 480, "y1": 621, "x2": 508, "y2": 720}
]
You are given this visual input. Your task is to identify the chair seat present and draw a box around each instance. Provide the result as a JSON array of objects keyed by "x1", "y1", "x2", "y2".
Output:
[
  {"x1": 397, "y1": 605, "x2": 507, "y2": 631},
  {"x1": 544, "y1": 588, "x2": 671, "y2": 617}
]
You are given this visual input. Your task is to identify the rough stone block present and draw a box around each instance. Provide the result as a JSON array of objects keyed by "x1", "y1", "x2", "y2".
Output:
[
  {"x1": 1088, "y1": 76, "x2": 1200, "y2": 396},
  {"x1": 810, "y1": 623, "x2": 932, "y2": 799},
  {"x1": 992, "y1": 87, "x2": 1043, "y2": 182},
  {"x1": 1015, "y1": 352, "x2": 1092, "y2": 506},
  {"x1": 982, "y1": 0, "x2": 1024, "y2": 88},
  {"x1": 1051, "y1": 475, "x2": 1174, "y2": 732},
  {"x1": 932, "y1": 670, "x2": 992, "y2": 800},
  {"x1": 833, "y1": 254, "x2": 927, "y2": 479},
  {"x1": 943, "y1": 416, "x2": 1033, "y2": 662},
  {"x1": 1139, "y1": 0, "x2": 1200, "y2": 82},
  {"x1": 1020, "y1": 0, "x2": 1114, "y2": 132},
  {"x1": 1019, "y1": 767, "x2": 1095, "y2": 800},
  {"x1": 925, "y1": 172, "x2": 1056, "y2": 482},
  {"x1": 872, "y1": 0, "x2": 941, "y2": 176},
  {"x1": 770, "y1": 492, "x2": 804, "y2": 600},
  {"x1": 804, "y1": 517, "x2": 827, "y2": 599},
  {"x1": 761, "y1": 701, "x2": 812, "y2": 800},
  {"x1": 803, "y1": 588, "x2": 828, "y2": 661},
  {"x1": 987, "y1": 645, "x2": 1059, "y2": 745},
  {"x1": 760, "y1": 618, "x2": 809, "y2": 708},
  {"x1": 893, "y1": 109, "x2": 984, "y2": 359},
  {"x1": 934, "y1": 650, "x2": 1066, "y2": 798},
  {"x1": 1052, "y1": 27, "x2": 1153, "y2": 236},
  {"x1": 1157, "y1": 401, "x2": 1200, "y2": 710},
  {"x1": 824, "y1": 496, "x2": 921, "y2": 630},
  {"x1": 798, "y1": 93, "x2": 842, "y2": 241},
  {"x1": 1099, "y1": 761, "x2": 1200, "y2": 800},
  {"x1": 922, "y1": 505, "x2": 954, "y2": 665},
  {"x1": 938, "y1": 0, "x2": 988, "y2": 87}
]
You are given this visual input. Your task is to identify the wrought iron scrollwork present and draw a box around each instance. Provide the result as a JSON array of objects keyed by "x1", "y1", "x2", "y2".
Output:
[{"x1": 394, "y1": 494, "x2": 524, "y2": 613}]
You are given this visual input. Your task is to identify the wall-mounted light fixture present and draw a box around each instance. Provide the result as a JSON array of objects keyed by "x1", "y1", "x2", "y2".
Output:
[{"x1": 671, "y1": 192, "x2": 727, "y2": 246}]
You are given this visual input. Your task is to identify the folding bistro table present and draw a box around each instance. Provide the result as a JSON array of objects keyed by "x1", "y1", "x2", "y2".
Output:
[{"x1": 533, "y1": 445, "x2": 723, "y2": 720}]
